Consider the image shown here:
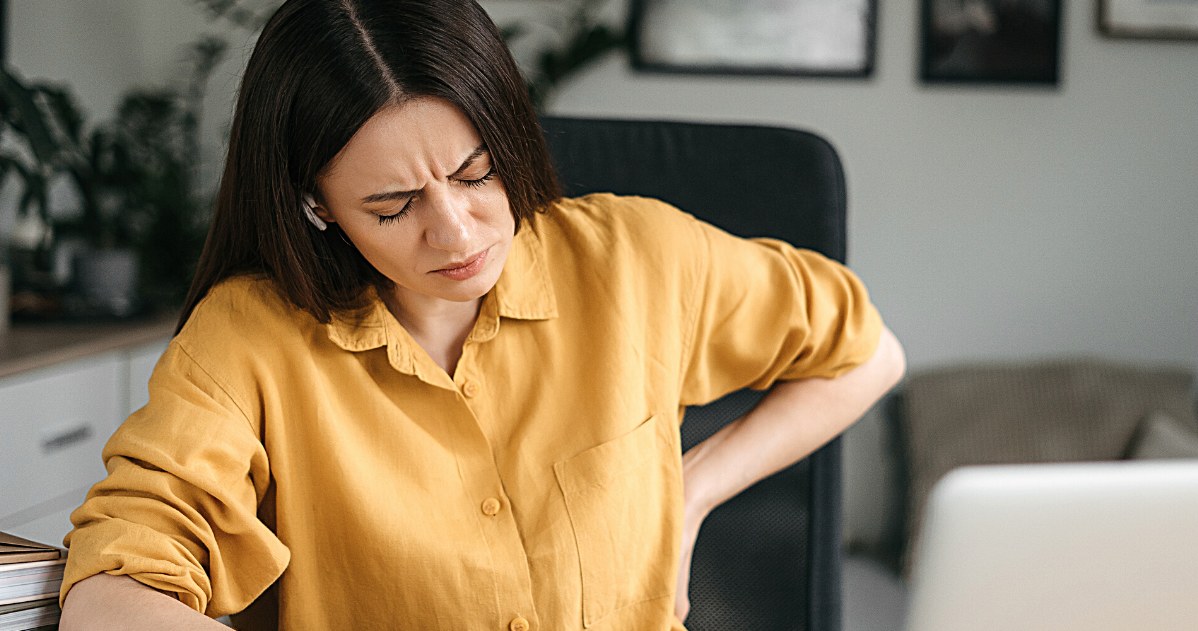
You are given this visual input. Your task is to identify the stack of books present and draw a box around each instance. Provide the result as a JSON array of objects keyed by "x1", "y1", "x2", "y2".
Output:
[{"x1": 0, "y1": 533, "x2": 65, "y2": 631}]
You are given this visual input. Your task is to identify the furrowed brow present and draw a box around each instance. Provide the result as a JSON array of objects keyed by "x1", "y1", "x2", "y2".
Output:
[
  {"x1": 360, "y1": 188, "x2": 420, "y2": 205},
  {"x1": 448, "y1": 144, "x2": 488, "y2": 179},
  {"x1": 358, "y1": 144, "x2": 488, "y2": 205}
]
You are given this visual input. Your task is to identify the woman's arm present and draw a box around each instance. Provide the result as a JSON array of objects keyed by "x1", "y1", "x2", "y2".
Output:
[
  {"x1": 674, "y1": 326, "x2": 906, "y2": 620},
  {"x1": 59, "y1": 574, "x2": 228, "y2": 631}
]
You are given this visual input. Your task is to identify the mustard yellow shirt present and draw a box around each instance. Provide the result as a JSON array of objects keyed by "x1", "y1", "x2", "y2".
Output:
[{"x1": 62, "y1": 194, "x2": 882, "y2": 630}]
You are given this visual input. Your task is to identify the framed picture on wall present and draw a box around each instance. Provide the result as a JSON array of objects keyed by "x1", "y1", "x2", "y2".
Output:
[
  {"x1": 1101, "y1": 0, "x2": 1198, "y2": 39},
  {"x1": 0, "y1": 0, "x2": 7, "y2": 61},
  {"x1": 628, "y1": 0, "x2": 877, "y2": 78},
  {"x1": 920, "y1": 0, "x2": 1062, "y2": 85}
]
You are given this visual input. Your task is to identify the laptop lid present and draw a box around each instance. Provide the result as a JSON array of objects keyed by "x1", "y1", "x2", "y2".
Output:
[{"x1": 905, "y1": 461, "x2": 1198, "y2": 631}]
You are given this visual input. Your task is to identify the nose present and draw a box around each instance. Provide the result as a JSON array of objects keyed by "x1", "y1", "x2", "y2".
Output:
[{"x1": 423, "y1": 187, "x2": 474, "y2": 252}]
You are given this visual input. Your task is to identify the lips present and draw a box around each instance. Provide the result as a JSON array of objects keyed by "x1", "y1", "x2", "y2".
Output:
[{"x1": 432, "y1": 248, "x2": 490, "y2": 281}]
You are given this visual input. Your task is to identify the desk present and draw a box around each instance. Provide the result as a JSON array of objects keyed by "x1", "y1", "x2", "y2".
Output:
[{"x1": 0, "y1": 316, "x2": 175, "y2": 380}]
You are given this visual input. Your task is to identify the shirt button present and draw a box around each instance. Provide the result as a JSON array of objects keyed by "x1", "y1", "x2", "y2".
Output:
[
  {"x1": 509, "y1": 617, "x2": 530, "y2": 631},
  {"x1": 481, "y1": 497, "x2": 502, "y2": 516},
  {"x1": 463, "y1": 381, "x2": 480, "y2": 398}
]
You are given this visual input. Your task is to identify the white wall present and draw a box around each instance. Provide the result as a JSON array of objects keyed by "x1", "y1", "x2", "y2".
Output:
[
  {"x1": 7, "y1": 1, "x2": 155, "y2": 121},
  {"x1": 3, "y1": 0, "x2": 247, "y2": 227},
  {"x1": 510, "y1": 0, "x2": 1193, "y2": 373},
  {"x1": 6, "y1": 0, "x2": 251, "y2": 125},
  {"x1": 531, "y1": 0, "x2": 1198, "y2": 373},
  {"x1": 5, "y1": 0, "x2": 1196, "y2": 373}
]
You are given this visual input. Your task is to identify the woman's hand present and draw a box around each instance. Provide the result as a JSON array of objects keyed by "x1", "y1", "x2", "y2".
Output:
[{"x1": 672, "y1": 327, "x2": 904, "y2": 622}]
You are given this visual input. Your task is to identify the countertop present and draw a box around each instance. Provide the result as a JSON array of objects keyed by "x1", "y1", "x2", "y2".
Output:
[{"x1": 0, "y1": 315, "x2": 176, "y2": 380}]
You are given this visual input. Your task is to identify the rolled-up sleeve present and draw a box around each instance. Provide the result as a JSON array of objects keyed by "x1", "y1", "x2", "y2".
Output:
[
  {"x1": 59, "y1": 342, "x2": 289, "y2": 617},
  {"x1": 680, "y1": 215, "x2": 883, "y2": 406}
]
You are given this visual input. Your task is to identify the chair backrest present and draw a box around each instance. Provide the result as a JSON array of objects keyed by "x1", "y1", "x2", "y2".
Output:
[{"x1": 540, "y1": 116, "x2": 848, "y2": 631}]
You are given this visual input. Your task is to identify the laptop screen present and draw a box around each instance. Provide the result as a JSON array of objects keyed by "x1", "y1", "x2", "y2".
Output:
[{"x1": 905, "y1": 461, "x2": 1198, "y2": 631}]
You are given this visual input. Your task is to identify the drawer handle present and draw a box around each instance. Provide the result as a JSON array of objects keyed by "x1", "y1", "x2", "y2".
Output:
[{"x1": 41, "y1": 424, "x2": 94, "y2": 453}]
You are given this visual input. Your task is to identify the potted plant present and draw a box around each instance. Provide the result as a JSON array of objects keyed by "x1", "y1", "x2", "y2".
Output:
[
  {"x1": 0, "y1": 66, "x2": 151, "y2": 316},
  {"x1": 0, "y1": 66, "x2": 72, "y2": 304},
  {"x1": 56, "y1": 85, "x2": 212, "y2": 314},
  {"x1": 0, "y1": 39, "x2": 222, "y2": 317}
]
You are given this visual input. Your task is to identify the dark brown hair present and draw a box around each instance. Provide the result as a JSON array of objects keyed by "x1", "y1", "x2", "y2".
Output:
[{"x1": 177, "y1": 0, "x2": 560, "y2": 332}]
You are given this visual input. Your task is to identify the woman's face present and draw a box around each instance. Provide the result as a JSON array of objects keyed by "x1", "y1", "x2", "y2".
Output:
[{"x1": 314, "y1": 97, "x2": 514, "y2": 314}]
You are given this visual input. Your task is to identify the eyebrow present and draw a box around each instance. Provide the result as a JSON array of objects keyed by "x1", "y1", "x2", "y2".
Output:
[{"x1": 358, "y1": 144, "x2": 488, "y2": 205}]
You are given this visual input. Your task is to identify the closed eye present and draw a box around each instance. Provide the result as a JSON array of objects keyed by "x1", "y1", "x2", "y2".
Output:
[
  {"x1": 457, "y1": 166, "x2": 496, "y2": 189},
  {"x1": 376, "y1": 198, "x2": 414, "y2": 224},
  {"x1": 372, "y1": 145, "x2": 493, "y2": 224}
]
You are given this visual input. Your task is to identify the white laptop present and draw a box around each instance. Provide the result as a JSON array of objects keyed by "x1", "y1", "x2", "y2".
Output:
[{"x1": 905, "y1": 460, "x2": 1198, "y2": 631}]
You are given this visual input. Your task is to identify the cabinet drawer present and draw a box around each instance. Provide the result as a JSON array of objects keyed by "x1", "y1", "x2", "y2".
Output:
[{"x1": 0, "y1": 353, "x2": 122, "y2": 522}]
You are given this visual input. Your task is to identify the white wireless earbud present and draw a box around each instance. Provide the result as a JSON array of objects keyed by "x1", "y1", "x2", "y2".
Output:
[{"x1": 302, "y1": 194, "x2": 328, "y2": 231}]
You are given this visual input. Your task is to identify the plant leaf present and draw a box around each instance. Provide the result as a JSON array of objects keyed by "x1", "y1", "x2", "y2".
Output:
[{"x1": 0, "y1": 66, "x2": 62, "y2": 165}]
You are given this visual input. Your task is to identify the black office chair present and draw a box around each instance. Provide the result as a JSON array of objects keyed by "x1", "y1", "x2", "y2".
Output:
[{"x1": 540, "y1": 116, "x2": 849, "y2": 631}]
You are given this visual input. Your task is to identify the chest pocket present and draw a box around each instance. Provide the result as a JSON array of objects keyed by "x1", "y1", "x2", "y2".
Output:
[{"x1": 553, "y1": 414, "x2": 682, "y2": 628}]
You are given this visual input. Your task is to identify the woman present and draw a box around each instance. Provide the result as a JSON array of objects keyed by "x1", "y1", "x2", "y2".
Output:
[{"x1": 59, "y1": 0, "x2": 904, "y2": 629}]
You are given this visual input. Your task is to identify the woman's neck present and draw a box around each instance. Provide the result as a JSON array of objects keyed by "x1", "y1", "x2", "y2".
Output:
[{"x1": 383, "y1": 288, "x2": 482, "y2": 377}]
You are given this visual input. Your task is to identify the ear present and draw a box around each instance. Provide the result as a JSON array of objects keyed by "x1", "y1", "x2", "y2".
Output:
[
  {"x1": 301, "y1": 194, "x2": 331, "y2": 232},
  {"x1": 306, "y1": 197, "x2": 335, "y2": 227},
  {"x1": 313, "y1": 205, "x2": 335, "y2": 224}
]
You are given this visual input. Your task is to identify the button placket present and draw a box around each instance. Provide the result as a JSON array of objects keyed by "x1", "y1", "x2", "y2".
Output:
[{"x1": 451, "y1": 347, "x2": 536, "y2": 630}]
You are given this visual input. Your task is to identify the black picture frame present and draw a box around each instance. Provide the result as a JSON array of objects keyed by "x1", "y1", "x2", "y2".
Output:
[
  {"x1": 1100, "y1": 0, "x2": 1198, "y2": 40},
  {"x1": 628, "y1": 0, "x2": 878, "y2": 78},
  {"x1": 0, "y1": 0, "x2": 7, "y2": 62},
  {"x1": 920, "y1": 0, "x2": 1063, "y2": 85}
]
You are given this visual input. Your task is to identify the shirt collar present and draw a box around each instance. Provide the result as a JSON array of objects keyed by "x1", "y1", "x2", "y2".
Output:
[
  {"x1": 324, "y1": 222, "x2": 557, "y2": 373},
  {"x1": 324, "y1": 291, "x2": 390, "y2": 353},
  {"x1": 493, "y1": 223, "x2": 558, "y2": 321}
]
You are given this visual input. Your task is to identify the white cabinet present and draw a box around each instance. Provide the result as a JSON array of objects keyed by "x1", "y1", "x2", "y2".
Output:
[{"x1": 0, "y1": 339, "x2": 169, "y2": 546}]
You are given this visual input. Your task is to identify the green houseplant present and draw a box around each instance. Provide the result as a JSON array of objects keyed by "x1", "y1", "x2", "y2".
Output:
[
  {"x1": 0, "y1": 39, "x2": 223, "y2": 316},
  {"x1": 0, "y1": 66, "x2": 95, "y2": 310},
  {"x1": 0, "y1": 68, "x2": 64, "y2": 225}
]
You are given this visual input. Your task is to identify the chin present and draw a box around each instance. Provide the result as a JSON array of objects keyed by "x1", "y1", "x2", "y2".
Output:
[{"x1": 435, "y1": 274, "x2": 500, "y2": 303}]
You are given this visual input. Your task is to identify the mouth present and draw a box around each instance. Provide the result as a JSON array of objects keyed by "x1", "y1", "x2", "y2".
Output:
[{"x1": 432, "y1": 247, "x2": 490, "y2": 281}]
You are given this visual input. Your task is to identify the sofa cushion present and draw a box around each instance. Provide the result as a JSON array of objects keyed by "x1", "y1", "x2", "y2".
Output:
[
  {"x1": 900, "y1": 359, "x2": 1196, "y2": 575},
  {"x1": 1130, "y1": 411, "x2": 1198, "y2": 460}
]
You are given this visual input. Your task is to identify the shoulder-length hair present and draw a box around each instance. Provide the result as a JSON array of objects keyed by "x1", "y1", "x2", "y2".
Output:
[{"x1": 177, "y1": 0, "x2": 560, "y2": 332}]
